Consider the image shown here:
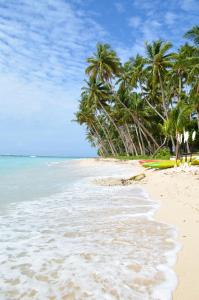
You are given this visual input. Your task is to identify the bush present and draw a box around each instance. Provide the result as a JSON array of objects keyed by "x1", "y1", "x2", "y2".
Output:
[{"x1": 154, "y1": 147, "x2": 170, "y2": 159}]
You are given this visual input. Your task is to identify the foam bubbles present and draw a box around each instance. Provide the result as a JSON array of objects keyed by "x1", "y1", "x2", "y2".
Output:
[{"x1": 0, "y1": 162, "x2": 179, "y2": 300}]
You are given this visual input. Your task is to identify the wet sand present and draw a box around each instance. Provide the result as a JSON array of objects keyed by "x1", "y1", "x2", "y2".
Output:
[{"x1": 81, "y1": 158, "x2": 199, "y2": 300}]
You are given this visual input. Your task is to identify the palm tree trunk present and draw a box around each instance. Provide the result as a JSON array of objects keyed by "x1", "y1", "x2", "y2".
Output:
[
  {"x1": 125, "y1": 123, "x2": 138, "y2": 155},
  {"x1": 152, "y1": 137, "x2": 167, "y2": 158},
  {"x1": 135, "y1": 125, "x2": 143, "y2": 155},
  {"x1": 178, "y1": 75, "x2": 182, "y2": 102},
  {"x1": 139, "y1": 126, "x2": 153, "y2": 154},
  {"x1": 116, "y1": 95, "x2": 160, "y2": 149},
  {"x1": 91, "y1": 123, "x2": 108, "y2": 156},
  {"x1": 136, "y1": 117, "x2": 160, "y2": 149},
  {"x1": 186, "y1": 141, "x2": 190, "y2": 153},
  {"x1": 138, "y1": 126, "x2": 146, "y2": 155},
  {"x1": 175, "y1": 139, "x2": 180, "y2": 164},
  {"x1": 116, "y1": 141, "x2": 123, "y2": 154},
  {"x1": 145, "y1": 98, "x2": 165, "y2": 121},
  {"x1": 197, "y1": 110, "x2": 199, "y2": 130},
  {"x1": 120, "y1": 126, "x2": 132, "y2": 155},
  {"x1": 158, "y1": 70, "x2": 168, "y2": 119},
  {"x1": 95, "y1": 116, "x2": 117, "y2": 156},
  {"x1": 171, "y1": 136, "x2": 176, "y2": 154},
  {"x1": 98, "y1": 101, "x2": 129, "y2": 155},
  {"x1": 140, "y1": 81, "x2": 165, "y2": 121}
]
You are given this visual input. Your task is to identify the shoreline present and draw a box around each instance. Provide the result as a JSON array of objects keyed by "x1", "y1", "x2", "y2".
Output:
[
  {"x1": 142, "y1": 166, "x2": 199, "y2": 300},
  {"x1": 80, "y1": 158, "x2": 199, "y2": 300}
]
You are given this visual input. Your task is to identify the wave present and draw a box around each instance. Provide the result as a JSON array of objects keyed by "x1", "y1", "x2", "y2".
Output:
[{"x1": 0, "y1": 170, "x2": 179, "y2": 300}]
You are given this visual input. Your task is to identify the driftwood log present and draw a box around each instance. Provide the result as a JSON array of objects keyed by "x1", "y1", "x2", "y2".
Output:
[{"x1": 121, "y1": 173, "x2": 146, "y2": 185}]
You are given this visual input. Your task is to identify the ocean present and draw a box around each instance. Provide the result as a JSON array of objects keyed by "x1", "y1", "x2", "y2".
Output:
[{"x1": 0, "y1": 156, "x2": 178, "y2": 300}]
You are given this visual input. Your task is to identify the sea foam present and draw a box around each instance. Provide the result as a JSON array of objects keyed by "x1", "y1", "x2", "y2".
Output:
[{"x1": 0, "y1": 159, "x2": 179, "y2": 300}]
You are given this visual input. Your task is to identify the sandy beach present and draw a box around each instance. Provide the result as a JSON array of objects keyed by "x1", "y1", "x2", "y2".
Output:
[
  {"x1": 142, "y1": 165, "x2": 199, "y2": 300},
  {"x1": 83, "y1": 158, "x2": 199, "y2": 300}
]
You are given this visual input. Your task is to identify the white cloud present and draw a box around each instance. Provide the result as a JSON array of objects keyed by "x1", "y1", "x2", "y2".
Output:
[
  {"x1": 0, "y1": 0, "x2": 106, "y2": 85},
  {"x1": 116, "y1": 42, "x2": 145, "y2": 63},
  {"x1": 0, "y1": 73, "x2": 80, "y2": 119},
  {"x1": 139, "y1": 19, "x2": 162, "y2": 42},
  {"x1": 114, "y1": 2, "x2": 125, "y2": 13},
  {"x1": 181, "y1": 0, "x2": 199, "y2": 11},
  {"x1": 165, "y1": 12, "x2": 178, "y2": 25},
  {"x1": 128, "y1": 16, "x2": 141, "y2": 28},
  {"x1": 0, "y1": 0, "x2": 107, "y2": 155},
  {"x1": 0, "y1": 72, "x2": 93, "y2": 156}
]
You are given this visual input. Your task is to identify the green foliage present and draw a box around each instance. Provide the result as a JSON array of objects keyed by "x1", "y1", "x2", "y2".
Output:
[
  {"x1": 114, "y1": 155, "x2": 152, "y2": 160},
  {"x1": 184, "y1": 26, "x2": 199, "y2": 45},
  {"x1": 154, "y1": 147, "x2": 171, "y2": 160},
  {"x1": 75, "y1": 25, "x2": 199, "y2": 158}
]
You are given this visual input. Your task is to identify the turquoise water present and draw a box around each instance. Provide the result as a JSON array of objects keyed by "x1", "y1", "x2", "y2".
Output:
[
  {"x1": 0, "y1": 157, "x2": 178, "y2": 300},
  {"x1": 0, "y1": 155, "x2": 75, "y2": 175},
  {"x1": 0, "y1": 156, "x2": 81, "y2": 208}
]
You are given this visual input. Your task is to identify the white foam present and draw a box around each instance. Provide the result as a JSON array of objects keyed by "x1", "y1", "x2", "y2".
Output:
[{"x1": 0, "y1": 161, "x2": 179, "y2": 300}]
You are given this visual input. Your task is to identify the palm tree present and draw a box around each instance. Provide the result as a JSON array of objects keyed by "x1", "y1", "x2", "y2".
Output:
[
  {"x1": 145, "y1": 40, "x2": 174, "y2": 119},
  {"x1": 184, "y1": 26, "x2": 199, "y2": 45},
  {"x1": 162, "y1": 102, "x2": 191, "y2": 161},
  {"x1": 75, "y1": 26, "x2": 199, "y2": 158},
  {"x1": 85, "y1": 43, "x2": 121, "y2": 82},
  {"x1": 115, "y1": 87, "x2": 160, "y2": 151},
  {"x1": 129, "y1": 54, "x2": 146, "y2": 88},
  {"x1": 82, "y1": 77, "x2": 129, "y2": 155},
  {"x1": 181, "y1": 44, "x2": 199, "y2": 129},
  {"x1": 171, "y1": 45, "x2": 191, "y2": 102},
  {"x1": 116, "y1": 61, "x2": 133, "y2": 91},
  {"x1": 75, "y1": 93, "x2": 117, "y2": 156}
]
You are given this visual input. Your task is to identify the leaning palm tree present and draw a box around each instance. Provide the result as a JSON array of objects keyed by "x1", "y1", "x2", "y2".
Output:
[
  {"x1": 115, "y1": 86, "x2": 160, "y2": 151},
  {"x1": 171, "y1": 45, "x2": 191, "y2": 102},
  {"x1": 190, "y1": 81, "x2": 199, "y2": 130},
  {"x1": 82, "y1": 77, "x2": 111, "y2": 110},
  {"x1": 116, "y1": 61, "x2": 133, "y2": 91},
  {"x1": 145, "y1": 40, "x2": 174, "y2": 119},
  {"x1": 75, "y1": 92, "x2": 117, "y2": 156},
  {"x1": 184, "y1": 25, "x2": 199, "y2": 45},
  {"x1": 75, "y1": 25, "x2": 199, "y2": 158},
  {"x1": 183, "y1": 43, "x2": 199, "y2": 129},
  {"x1": 129, "y1": 54, "x2": 146, "y2": 88},
  {"x1": 85, "y1": 43, "x2": 121, "y2": 83},
  {"x1": 82, "y1": 77, "x2": 129, "y2": 154},
  {"x1": 162, "y1": 102, "x2": 191, "y2": 161}
]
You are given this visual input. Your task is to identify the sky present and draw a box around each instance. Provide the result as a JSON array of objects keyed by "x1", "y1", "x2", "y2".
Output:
[{"x1": 0, "y1": 0, "x2": 198, "y2": 156}]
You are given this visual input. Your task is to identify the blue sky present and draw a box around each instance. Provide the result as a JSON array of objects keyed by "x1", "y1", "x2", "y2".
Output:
[{"x1": 0, "y1": 0, "x2": 198, "y2": 156}]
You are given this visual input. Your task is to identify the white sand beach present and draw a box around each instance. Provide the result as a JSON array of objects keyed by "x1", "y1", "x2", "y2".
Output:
[
  {"x1": 81, "y1": 158, "x2": 199, "y2": 300},
  {"x1": 142, "y1": 166, "x2": 199, "y2": 300}
]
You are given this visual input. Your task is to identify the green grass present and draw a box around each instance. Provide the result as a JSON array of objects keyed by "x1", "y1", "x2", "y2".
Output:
[
  {"x1": 114, "y1": 155, "x2": 152, "y2": 160},
  {"x1": 106, "y1": 154, "x2": 170, "y2": 161}
]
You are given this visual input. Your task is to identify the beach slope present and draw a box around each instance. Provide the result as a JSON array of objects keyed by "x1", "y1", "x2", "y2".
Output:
[
  {"x1": 83, "y1": 158, "x2": 199, "y2": 300},
  {"x1": 142, "y1": 167, "x2": 199, "y2": 300}
]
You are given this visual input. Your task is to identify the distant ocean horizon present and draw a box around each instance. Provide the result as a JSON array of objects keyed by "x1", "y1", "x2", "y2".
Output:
[
  {"x1": 0, "y1": 156, "x2": 178, "y2": 299},
  {"x1": 0, "y1": 154, "x2": 96, "y2": 159}
]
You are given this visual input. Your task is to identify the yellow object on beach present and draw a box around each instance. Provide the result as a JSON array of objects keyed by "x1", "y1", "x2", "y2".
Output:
[
  {"x1": 142, "y1": 160, "x2": 176, "y2": 169},
  {"x1": 142, "y1": 160, "x2": 183, "y2": 169},
  {"x1": 191, "y1": 159, "x2": 199, "y2": 165}
]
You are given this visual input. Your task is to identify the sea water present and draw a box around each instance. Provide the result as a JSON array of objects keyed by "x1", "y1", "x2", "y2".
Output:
[{"x1": 0, "y1": 156, "x2": 178, "y2": 300}]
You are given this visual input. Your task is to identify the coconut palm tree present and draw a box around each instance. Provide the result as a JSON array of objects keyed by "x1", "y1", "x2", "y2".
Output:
[
  {"x1": 85, "y1": 43, "x2": 121, "y2": 83},
  {"x1": 145, "y1": 40, "x2": 174, "y2": 118},
  {"x1": 75, "y1": 25, "x2": 199, "y2": 158},
  {"x1": 182, "y1": 44, "x2": 199, "y2": 129},
  {"x1": 162, "y1": 102, "x2": 191, "y2": 161},
  {"x1": 171, "y1": 45, "x2": 191, "y2": 102},
  {"x1": 115, "y1": 87, "x2": 160, "y2": 151},
  {"x1": 184, "y1": 25, "x2": 199, "y2": 45},
  {"x1": 75, "y1": 93, "x2": 117, "y2": 155},
  {"x1": 82, "y1": 77, "x2": 130, "y2": 154}
]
